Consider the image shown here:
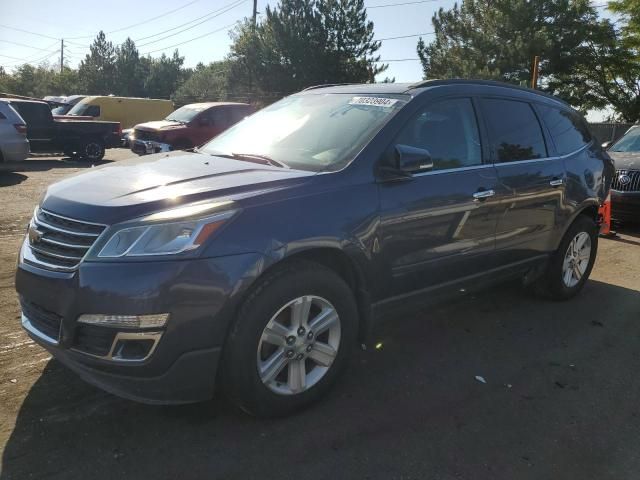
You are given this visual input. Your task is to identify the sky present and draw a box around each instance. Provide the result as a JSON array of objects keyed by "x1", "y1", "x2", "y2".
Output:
[{"x1": 0, "y1": 0, "x2": 457, "y2": 82}]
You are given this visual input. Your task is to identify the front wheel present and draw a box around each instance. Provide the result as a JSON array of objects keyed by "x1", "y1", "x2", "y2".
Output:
[
  {"x1": 533, "y1": 215, "x2": 598, "y2": 300},
  {"x1": 221, "y1": 261, "x2": 358, "y2": 417}
]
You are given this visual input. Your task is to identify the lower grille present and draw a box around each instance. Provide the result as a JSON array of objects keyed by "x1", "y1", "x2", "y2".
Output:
[
  {"x1": 25, "y1": 208, "x2": 107, "y2": 271},
  {"x1": 134, "y1": 129, "x2": 160, "y2": 142},
  {"x1": 611, "y1": 169, "x2": 640, "y2": 192},
  {"x1": 73, "y1": 324, "x2": 117, "y2": 357},
  {"x1": 20, "y1": 299, "x2": 62, "y2": 342}
]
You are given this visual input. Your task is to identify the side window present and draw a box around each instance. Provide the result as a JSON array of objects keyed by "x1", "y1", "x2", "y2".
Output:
[
  {"x1": 84, "y1": 105, "x2": 101, "y2": 117},
  {"x1": 537, "y1": 105, "x2": 591, "y2": 155},
  {"x1": 229, "y1": 107, "x2": 249, "y2": 124},
  {"x1": 480, "y1": 98, "x2": 547, "y2": 162},
  {"x1": 395, "y1": 98, "x2": 482, "y2": 170},
  {"x1": 207, "y1": 107, "x2": 229, "y2": 127},
  {"x1": 0, "y1": 111, "x2": 6, "y2": 120}
]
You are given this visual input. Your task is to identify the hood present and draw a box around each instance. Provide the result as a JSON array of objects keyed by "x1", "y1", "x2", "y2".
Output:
[
  {"x1": 42, "y1": 151, "x2": 315, "y2": 225},
  {"x1": 608, "y1": 151, "x2": 640, "y2": 170},
  {"x1": 134, "y1": 120, "x2": 186, "y2": 132}
]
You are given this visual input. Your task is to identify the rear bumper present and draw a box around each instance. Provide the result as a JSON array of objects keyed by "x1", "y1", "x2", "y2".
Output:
[
  {"x1": 131, "y1": 139, "x2": 171, "y2": 155},
  {"x1": 15, "y1": 250, "x2": 264, "y2": 404},
  {"x1": 611, "y1": 189, "x2": 640, "y2": 222},
  {"x1": 1, "y1": 139, "x2": 29, "y2": 162}
]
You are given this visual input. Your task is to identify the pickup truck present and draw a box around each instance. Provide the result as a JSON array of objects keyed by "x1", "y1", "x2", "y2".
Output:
[
  {"x1": 3, "y1": 99, "x2": 121, "y2": 161},
  {"x1": 131, "y1": 102, "x2": 254, "y2": 155}
]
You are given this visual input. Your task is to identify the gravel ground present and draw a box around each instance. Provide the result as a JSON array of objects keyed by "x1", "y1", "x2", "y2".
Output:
[{"x1": 1, "y1": 151, "x2": 639, "y2": 480}]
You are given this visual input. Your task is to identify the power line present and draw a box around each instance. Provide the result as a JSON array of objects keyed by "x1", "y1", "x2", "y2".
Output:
[
  {"x1": 65, "y1": 0, "x2": 202, "y2": 39},
  {"x1": 0, "y1": 38, "x2": 60, "y2": 51},
  {"x1": 368, "y1": 0, "x2": 440, "y2": 8},
  {"x1": 137, "y1": 0, "x2": 247, "y2": 47},
  {"x1": 0, "y1": 23, "x2": 59, "y2": 40},
  {"x1": 142, "y1": 22, "x2": 239, "y2": 55},
  {"x1": 376, "y1": 58, "x2": 422, "y2": 62},
  {"x1": 376, "y1": 32, "x2": 434, "y2": 41}
]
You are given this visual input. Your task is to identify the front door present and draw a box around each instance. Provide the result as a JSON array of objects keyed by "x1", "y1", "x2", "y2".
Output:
[{"x1": 377, "y1": 97, "x2": 503, "y2": 298}]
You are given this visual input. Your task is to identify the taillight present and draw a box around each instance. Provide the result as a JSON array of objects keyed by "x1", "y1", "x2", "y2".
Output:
[{"x1": 14, "y1": 124, "x2": 27, "y2": 135}]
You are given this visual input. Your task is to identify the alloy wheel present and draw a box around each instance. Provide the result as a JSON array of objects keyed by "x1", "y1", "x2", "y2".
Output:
[
  {"x1": 257, "y1": 295, "x2": 341, "y2": 395},
  {"x1": 562, "y1": 231, "x2": 592, "y2": 288}
]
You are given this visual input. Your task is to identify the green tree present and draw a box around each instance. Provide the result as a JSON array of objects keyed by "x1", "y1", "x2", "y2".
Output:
[
  {"x1": 78, "y1": 31, "x2": 116, "y2": 94},
  {"x1": 115, "y1": 38, "x2": 145, "y2": 96},
  {"x1": 229, "y1": 0, "x2": 385, "y2": 97},
  {"x1": 416, "y1": 0, "x2": 640, "y2": 120},
  {"x1": 609, "y1": 0, "x2": 640, "y2": 48},
  {"x1": 173, "y1": 61, "x2": 230, "y2": 103},
  {"x1": 143, "y1": 50, "x2": 186, "y2": 99}
]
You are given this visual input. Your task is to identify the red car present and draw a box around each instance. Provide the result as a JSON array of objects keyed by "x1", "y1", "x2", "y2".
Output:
[{"x1": 131, "y1": 102, "x2": 255, "y2": 155}]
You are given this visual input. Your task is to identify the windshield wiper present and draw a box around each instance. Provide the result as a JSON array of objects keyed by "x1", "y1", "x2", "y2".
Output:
[{"x1": 227, "y1": 152, "x2": 289, "y2": 169}]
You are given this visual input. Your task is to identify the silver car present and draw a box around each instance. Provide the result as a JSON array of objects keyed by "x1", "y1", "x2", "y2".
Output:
[{"x1": 0, "y1": 101, "x2": 29, "y2": 162}]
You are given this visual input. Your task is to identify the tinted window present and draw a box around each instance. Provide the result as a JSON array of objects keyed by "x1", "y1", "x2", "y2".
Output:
[
  {"x1": 537, "y1": 105, "x2": 590, "y2": 154},
  {"x1": 229, "y1": 106, "x2": 251, "y2": 124},
  {"x1": 481, "y1": 99, "x2": 547, "y2": 162},
  {"x1": 206, "y1": 107, "x2": 228, "y2": 126},
  {"x1": 0, "y1": 111, "x2": 5, "y2": 120},
  {"x1": 395, "y1": 98, "x2": 482, "y2": 170},
  {"x1": 11, "y1": 102, "x2": 50, "y2": 125}
]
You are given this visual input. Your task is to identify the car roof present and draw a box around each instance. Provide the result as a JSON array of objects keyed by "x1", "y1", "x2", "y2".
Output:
[
  {"x1": 1, "y1": 98, "x2": 47, "y2": 105},
  {"x1": 300, "y1": 79, "x2": 570, "y2": 107}
]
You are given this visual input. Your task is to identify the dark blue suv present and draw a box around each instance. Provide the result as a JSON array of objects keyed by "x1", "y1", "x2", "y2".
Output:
[{"x1": 15, "y1": 80, "x2": 614, "y2": 416}]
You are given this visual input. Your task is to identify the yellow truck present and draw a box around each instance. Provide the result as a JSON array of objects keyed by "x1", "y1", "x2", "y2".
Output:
[{"x1": 65, "y1": 96, "x2": 174, "y2": 129}]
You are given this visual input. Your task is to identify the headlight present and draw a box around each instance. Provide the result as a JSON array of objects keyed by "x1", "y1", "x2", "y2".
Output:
[{"x1": 94, "y1": 201, "x2": 236, "y2": 258}]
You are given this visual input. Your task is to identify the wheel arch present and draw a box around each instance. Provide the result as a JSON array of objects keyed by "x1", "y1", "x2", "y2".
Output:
[{"x1": 555, "y1": 201, "x2": 600, "y2": 250}]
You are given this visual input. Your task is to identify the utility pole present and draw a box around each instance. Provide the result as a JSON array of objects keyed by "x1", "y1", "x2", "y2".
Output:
[
  {"x1": 531, "y1": 55, "x2": 540, "y2": 89},
  {"x1": 252, "y1": 0, "x2": 258, "y2": 30},
  {"x1": 60, "y1": 39, "x2": 64, "y2": 74}
]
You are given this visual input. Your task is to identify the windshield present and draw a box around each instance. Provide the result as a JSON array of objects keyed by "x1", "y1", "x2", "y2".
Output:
[
  {"x1": 610, "y1": 127, "x2": 640, "y2": 152},
  {"x1": 200, "y1": 93, "x2": 407, "y2": 172},
  {"x1": 67, "y1": 102, "x2": 100, "y2": 117},
  {"x1": 166, "y1": 105, "x2": 208, "y2": 123}
]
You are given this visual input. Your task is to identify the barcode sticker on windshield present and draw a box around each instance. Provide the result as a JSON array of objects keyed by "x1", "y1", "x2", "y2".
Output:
[{"x1": 349, "y1": 96, "x2": 399, "y2": 108}]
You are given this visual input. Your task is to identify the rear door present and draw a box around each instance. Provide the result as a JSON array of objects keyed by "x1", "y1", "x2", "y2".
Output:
[
  {"x1": 479, "y1": 97, "x2": 567, "y2": 264},
  {"x1": 377, "y1": 97, "x2": 503, "y2": 297}
]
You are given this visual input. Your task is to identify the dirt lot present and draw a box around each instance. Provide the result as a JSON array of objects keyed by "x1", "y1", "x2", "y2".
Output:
[{"x1": 1, "y1": 151, "x2": 639, "y2": 479}]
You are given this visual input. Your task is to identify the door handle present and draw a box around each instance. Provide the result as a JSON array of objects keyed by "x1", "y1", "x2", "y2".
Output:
[
  {"x1": 472, "y1": 189, "x2": 495, "y2": 201},
  {"x1": 550, "y1": 178, "x2": 564, "y2": 187}
]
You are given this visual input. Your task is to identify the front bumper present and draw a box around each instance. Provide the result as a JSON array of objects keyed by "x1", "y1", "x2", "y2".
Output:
[
  {"x1": 15, "y1": 251, "x2": 263, "y2": 404},
  {"x1": 611, "y1": 189, "x2": 640, "y2": 223},
  {"x1": 131, "y1": 139, "x2": 171, "y2": 156}
]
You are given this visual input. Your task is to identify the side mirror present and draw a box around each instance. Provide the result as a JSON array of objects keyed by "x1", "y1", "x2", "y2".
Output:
[
  {"x1": 395, "y1": 144, "x2": 433, "y2": 173},
  {"x1": 601, "y1": 141, "x2": 612, "y2": 150}
]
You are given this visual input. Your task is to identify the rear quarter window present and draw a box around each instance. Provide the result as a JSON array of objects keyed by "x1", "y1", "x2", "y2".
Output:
[{"x1": 537, "y1": 105, "x2": 591, "y2": 155}]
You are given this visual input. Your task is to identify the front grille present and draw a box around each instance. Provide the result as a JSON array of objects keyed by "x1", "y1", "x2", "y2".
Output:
[
  {"x1": 20, "y1": 298, "x2": 62, "y2": 341},
  {"x1": 74, "y1": 324, "x2": 117, "y2": 357},
  {"x1": 134, "y1": 129, "x2": 159, "y2": 142},
  {"x1": 26, "y1": 208, "x2": 107, "y2": 271},
  {"x1": 611, "y1": 169, "x2": 640, "y2": 192}
]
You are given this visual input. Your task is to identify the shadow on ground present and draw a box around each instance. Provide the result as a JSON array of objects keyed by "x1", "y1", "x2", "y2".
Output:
[
  {"x1": 0, "y1": 173, "x2": 27, "y2": 187},
  {"x1": 0, "y1": 158, "x2": 113, "y2": 173},
  {"x1": 3, "y1": 280, "x2": 640, "y2": 480}
]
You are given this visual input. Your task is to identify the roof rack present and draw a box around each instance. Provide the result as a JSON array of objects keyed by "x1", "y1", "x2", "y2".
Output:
[
  {"x1": 405, "y1": 79, "x2": 569, "y2": 105},
  {"x1": 302, "y1": 83, "x2": 357, "y2": 91}
]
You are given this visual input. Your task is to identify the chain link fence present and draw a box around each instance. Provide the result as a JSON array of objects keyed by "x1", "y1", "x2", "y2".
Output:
[{"x1": 588, "y1": 122, "x2": 635, "y2": 146}]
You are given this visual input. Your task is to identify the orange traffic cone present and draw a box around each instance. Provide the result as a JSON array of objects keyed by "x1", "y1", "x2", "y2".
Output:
[{"x1": 599, "y1": 192, "x2": 613, "y2": 236}]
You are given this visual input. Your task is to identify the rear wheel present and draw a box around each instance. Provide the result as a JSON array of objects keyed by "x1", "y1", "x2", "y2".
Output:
[
  {"x1": 533, "y1": 215, "x2": 598, "y2": 300},
  {"x1": 221, "y1": 261, "x2": 358, "y2": 417},
  {"x1": 78, "y1": 139, "x2": 105, "y2": 161}
]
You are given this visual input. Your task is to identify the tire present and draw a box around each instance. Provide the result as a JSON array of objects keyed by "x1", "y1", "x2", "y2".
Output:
[
  {"x1": 221, "y1": 260, "x2": 358, "y2": 417},
  {"x1": 533, "y1": 215, "x2": 598, "y2": 300},
  {"x1": 78, "y1": 139, "x2": 105, "y2": 161}
]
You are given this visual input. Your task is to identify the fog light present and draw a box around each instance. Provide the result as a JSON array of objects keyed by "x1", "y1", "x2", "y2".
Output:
[{"x1": 77, "y1": 313, "x2": 169, "y2": 329}]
